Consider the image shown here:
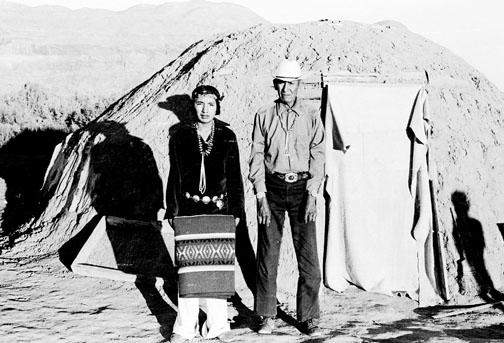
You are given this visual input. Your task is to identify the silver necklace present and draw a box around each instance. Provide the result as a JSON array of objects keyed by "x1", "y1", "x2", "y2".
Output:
[
  {"x1": 195, "y1": 121, "x2": 215, "y2": 194},
  {"x1": 196, "y1": 122, "x2": 215, "y2": 156}
]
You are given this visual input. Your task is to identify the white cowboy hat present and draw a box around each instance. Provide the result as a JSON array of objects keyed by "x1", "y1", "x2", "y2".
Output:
[{"x1": 273, "y1": 59, "x2": 305, "y2": 81}]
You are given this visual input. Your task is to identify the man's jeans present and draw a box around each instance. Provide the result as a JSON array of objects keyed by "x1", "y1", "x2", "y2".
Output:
[{"x1": 254, "y1": 174, "x2": 321, "y2": 322}]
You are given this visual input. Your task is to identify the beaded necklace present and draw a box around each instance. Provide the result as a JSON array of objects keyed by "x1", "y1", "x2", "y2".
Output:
[
  {"x1": 195, "y1": 121, "x2": 215, "y2": 194},
  {"x1": 196, "y1": 122, "x2": 215, "y2": 156}
]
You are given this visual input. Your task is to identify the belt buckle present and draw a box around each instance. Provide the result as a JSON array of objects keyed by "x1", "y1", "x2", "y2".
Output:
[{"x1": 284, "y1": 172, "x2": 298, "y2": 183}]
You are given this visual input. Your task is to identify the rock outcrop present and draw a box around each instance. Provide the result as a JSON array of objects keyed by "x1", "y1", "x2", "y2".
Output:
[{"x1": 5, "y1": 20, "x2": 504, "y2": 300}]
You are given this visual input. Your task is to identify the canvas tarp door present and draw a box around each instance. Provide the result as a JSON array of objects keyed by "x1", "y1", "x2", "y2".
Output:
[{"x1": 323, "y1": 82, "x2": 441, "y2": 306}]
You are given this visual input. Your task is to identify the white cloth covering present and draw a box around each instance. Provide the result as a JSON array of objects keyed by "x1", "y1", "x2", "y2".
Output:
[
  {"x1": 173, "y1": 296, "x2": 230, "y2": 339},
  {"x1": 323, "y1": 82, "x2": 441, "y2": 306}
]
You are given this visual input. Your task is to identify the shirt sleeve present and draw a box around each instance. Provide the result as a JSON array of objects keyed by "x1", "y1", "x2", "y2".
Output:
[
  {"x1": 248, "y1": 111, "x2": 267, "y2": 193},
  {"x1": 165, "y1": 134, "x2": 181, "y2": 219},
  {"x1": 225, "y1": 131, "x2": 245, "y2": 218},
  {"x1": 307, "y1": 108, "x2": 325, "y2": 194}
]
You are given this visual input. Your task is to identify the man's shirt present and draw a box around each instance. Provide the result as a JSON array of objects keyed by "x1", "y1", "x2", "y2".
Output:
[{"x1": 248, "y1": 99, "x2": 325, "y2": 194}]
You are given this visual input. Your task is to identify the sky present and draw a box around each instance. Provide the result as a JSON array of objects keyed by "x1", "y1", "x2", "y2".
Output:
[{"x1": 7, "y1": 0, "x2": 504, "y2": 90}]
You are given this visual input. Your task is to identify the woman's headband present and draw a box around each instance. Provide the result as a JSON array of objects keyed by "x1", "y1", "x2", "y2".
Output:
[{"x1": 192, "y1": 85, "x2": 223, "y2": 101}]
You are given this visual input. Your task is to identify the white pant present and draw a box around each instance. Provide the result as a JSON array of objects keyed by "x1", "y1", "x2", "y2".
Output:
[{"x1": 173, "y1": 296, "x2": 230, "y2": 339}]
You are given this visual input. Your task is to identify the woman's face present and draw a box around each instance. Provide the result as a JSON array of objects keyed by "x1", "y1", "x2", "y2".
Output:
[{"x1": 194, "y1": 94, "x2": 217, "y2": 124}]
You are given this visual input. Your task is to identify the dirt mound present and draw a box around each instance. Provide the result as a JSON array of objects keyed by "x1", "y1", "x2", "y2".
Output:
[{"x1": 5, "y1": 20, "x2": 504, "y2": 300}]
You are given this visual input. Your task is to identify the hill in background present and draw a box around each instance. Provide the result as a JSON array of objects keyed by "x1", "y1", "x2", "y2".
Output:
[
  {"x1": 0, "y1": 0, "x2": 266, "y2": 144},
  {"x1": 0, "y1": 0, "x2": 266, "y2": 97}
]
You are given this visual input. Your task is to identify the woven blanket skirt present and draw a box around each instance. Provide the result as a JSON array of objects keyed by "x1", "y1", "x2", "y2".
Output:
[{"x1": 173, "y1": 214, "x2": 235, "y2": 298}]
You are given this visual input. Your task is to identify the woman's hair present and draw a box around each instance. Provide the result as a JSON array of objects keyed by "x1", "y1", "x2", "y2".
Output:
[{"x1": 192, "y1": 85, "x2": 222, "y2": 116}]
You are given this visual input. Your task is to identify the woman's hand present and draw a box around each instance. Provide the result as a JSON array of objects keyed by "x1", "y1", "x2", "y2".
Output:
[
  {"x1": 160, "y1": 219, "x2": 172, "y2": 234},
  {"x1": 156, "y1": 208, "x2": 166, "y2": 221}
]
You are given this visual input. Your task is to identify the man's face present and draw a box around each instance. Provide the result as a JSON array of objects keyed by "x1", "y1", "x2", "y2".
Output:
[
  {"x1": 194, "y1": 94, "x2": 217, "y2": 124},
  {"x1": 274, "y1": 79, "x2": 300, "y2": 105}
]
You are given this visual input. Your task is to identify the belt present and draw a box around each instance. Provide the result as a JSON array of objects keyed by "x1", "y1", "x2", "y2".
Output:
[
  {"x1": 271, "y1": 172, "x2": 310, "y2": 183},
  {"x1": 184, "y1": 192, "x2": 226, "y2": 209}
]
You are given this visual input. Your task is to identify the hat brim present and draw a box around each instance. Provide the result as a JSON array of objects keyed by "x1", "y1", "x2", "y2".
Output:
[
  {"x1": 274, "y1": 76, "x2": 302, "y2": 82},
  {"x1": 273, "y1": 72, "x2": 311, "y2": 82}
]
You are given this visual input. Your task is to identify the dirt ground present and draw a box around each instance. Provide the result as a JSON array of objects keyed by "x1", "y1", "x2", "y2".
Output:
[{"x1": 1, "y1": 256, "x2": 504, "y2": 343}]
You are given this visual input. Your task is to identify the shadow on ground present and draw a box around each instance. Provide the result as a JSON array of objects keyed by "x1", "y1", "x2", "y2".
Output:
[
  {"x1": 365, "y1": 318, "x2": 446, "y2": 342},
  {"x1": 445, "y1": 324, "x2": 504, "y2": 341}
]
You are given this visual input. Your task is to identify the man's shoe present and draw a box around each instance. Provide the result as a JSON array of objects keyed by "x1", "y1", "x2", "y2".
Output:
[
  {"x1": 169, "y1": 333, "x2": 189, "y2": 343},
  {"x1": 301, "y1": 318, "x2": 323, "y2": 337},
  {"x1": 257, "y1": 316, "x2": 275, "y2": 334}
]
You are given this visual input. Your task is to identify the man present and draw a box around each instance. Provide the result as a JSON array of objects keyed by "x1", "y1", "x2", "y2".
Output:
[{"x1": 249, "y1": 59, "x2": 325, "y2": 336}]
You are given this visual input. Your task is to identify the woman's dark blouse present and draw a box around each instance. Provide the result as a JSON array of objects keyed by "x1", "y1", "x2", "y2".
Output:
[{"x1": 165, "y1": 119, "x2": 245, "y2": 219}]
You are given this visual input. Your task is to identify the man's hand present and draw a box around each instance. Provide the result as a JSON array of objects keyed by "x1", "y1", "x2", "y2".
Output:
[
  {"x1": 257, "y1": 197, "x2": 271, "y2": 227},
  {"x1": 304, "y1": 194, "x2": 317, "y2": 223},
  {"x1": 235, "y1": 217, "x2": 240, "y2": 227}
]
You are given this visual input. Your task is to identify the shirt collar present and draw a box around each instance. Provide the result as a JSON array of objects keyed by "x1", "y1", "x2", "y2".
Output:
[{"x1": 275, "y1": 98, "x2": 302, "y2": 117}]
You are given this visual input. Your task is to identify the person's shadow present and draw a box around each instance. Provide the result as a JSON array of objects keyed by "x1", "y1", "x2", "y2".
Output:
[
  {"x1": 451, "y1": 191, "x2": 504, "y2": 303},
  {"x1": 90, "y1": 120, "x2": 179, "y2": 338},
  {"x1": 158, "y1": 93, "x2": 196, "y2": 135},
  {"x1": 58, "y1": 120, "x2": 178, "y2": 339},
  {"x1": 87, "y1": 121, "x2": 162, "y2": 220}
]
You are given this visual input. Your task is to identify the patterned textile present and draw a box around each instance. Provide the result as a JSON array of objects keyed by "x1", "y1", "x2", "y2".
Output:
[
  {"x1": 176, "y1": 238, "x2": 235, "y2": 267},
  {"x1": 173, "y1": 214, "x2": 235, "y2": 298}
]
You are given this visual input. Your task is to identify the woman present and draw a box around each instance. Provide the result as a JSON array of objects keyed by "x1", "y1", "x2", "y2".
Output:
[{"x1": 165, "y1": 85, "x2": 244, "y2": 343}]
